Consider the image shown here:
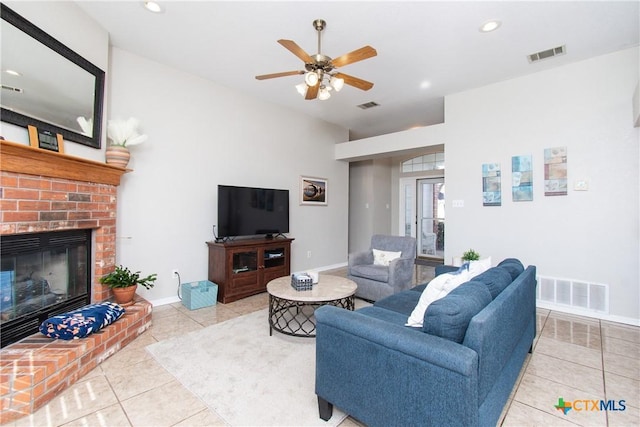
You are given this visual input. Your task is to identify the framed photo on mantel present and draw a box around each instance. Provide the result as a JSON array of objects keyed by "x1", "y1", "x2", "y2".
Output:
[
  {"x1": 28, "y1": 125, "x2": 64, "y2": 153},
  {"x1": 300, "y1": 176, "x2": 328, "y2": 206}
]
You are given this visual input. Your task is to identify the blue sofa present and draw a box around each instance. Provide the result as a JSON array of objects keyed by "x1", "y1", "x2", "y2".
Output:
[{"x1": 315, "y1": 259, "x2": 536, "y2": 427}]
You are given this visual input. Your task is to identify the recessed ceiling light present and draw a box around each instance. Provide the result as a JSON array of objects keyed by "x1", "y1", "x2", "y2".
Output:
[
  {"x1": 143, "y1": 1, "x2": 163, "y2": 13},
  {"x1": 420, "y1": 81, "x2": 431, "y2": 90},
  {"x1": 479, "y1": 20, "x2": 501, "y2": 33},
  {"x1": 5, "y1": 69, "x2": 21, "y2": 77}
]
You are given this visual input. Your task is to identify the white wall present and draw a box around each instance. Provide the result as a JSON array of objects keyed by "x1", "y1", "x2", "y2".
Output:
[
  {"x1": 336, "y1": 47, "x2": 640, "y2": 324},
  {"x1": 348, "y1": 158, "x2": 393, "y2": 253},
  {"x1": 445, "y1": 48, "x2": 639, "y2": 323},
  {"x1": 108, "y1": 48, "x2": 349, "y2": 304},
  {"x1": 0, "y1": 1, "x2": 108, "y2": 160}
]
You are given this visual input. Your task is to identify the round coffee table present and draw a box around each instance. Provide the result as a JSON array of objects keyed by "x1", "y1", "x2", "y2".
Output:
[{"x1": 267, "y1": 275, "x2": 357, "y2": 338}]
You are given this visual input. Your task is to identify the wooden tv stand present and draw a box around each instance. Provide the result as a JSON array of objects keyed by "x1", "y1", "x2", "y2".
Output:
[{"x1": 207, "y1": 237, "x2": 294, "y2": 303}]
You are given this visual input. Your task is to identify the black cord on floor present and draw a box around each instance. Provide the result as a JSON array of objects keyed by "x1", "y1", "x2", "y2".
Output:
[{"x1": 176, "y1": 272, "x2": 182, "y2": 300}]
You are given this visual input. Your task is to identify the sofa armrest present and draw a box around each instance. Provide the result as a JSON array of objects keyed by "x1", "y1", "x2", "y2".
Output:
[
  {"x1": 348, "y1": 250, "x2": 373, "y2": 268},
  {"x1": 315, "y1": 305, "x2": 479, "y2": 426}
]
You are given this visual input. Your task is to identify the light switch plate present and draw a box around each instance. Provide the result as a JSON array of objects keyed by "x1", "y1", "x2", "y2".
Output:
[{"x1": 574, "y1": 180, "x2": 589, "y2": 191}]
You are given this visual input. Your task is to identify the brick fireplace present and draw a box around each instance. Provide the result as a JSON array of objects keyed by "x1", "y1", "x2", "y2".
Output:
[{"x1": 0, "y1": 140, "x2": 152, "y2": 423}]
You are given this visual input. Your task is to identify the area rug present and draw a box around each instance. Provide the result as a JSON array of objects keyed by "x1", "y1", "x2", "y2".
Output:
[{"x1": 146, "y1": 309, "x2": 347, "y2": 426}]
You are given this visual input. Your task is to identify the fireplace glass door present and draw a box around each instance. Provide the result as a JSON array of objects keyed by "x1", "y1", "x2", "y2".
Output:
[{"x1": 1, "y1": 230, "x2": 91, "y2": 347}]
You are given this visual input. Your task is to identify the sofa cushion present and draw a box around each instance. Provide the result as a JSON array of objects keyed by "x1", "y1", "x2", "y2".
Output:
[
  {"x1": 410, "y1": 283, "x2": 428, "y2": 293},
  {"x1": 497, "y1": 258, "x2": 525, "y2": 281},
  {"x1": 468, "y1": 257, "x2": 492, "y2": 278},
  {"x1": 372, "y1": 249, "x2": 401, "y2": 266},
  {"x1": 472, "y1": 267, "x2": 513, "y2": 299},
  {"x1": 356, "y1": 306, "x2": 410, "y2": 328},
  {"x1": 405, "y1": 268, "x2": 471, "y2": 327},
  {"x1": 422, "y1": 281, "x2": 492, "y2": 343},
  {"x1": 350, "y1": 264, "x2": 389, "y2": 282},
  {"x1": 374, "y1": 289, "x2": 421, "y2": 316}
]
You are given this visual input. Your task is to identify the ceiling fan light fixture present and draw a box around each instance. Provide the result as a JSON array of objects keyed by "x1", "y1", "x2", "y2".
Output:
[
  {"x1": 304, "y1": 71, "x2": 319, "y2": 86},
  {"x1": 318, "y1": 87, "x2": 331, "y2": 101},
  {"x1": 330, "y1": 76, "x2": 344, "y2": 92},
  {"x1": 255, "y1": 19, "x2": 377, "y2": 101},
  {"x1": 295, "y1": 83, "x2": 308, "y2": 96}
]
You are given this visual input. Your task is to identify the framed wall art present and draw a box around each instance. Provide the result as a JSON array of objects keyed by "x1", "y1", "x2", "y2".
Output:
[
  {"x1": 482, "y1": 163, "x2": 501, "y2": 206},
  {"x1": 512, "y1": 155, "x2": 533, "y2": 201},
  {"x1": 544, "y1": 146, "x2": 567, "y2": 196},
  {"x1": 300, "y1": 176, "x2": 328, "y2": 206}
]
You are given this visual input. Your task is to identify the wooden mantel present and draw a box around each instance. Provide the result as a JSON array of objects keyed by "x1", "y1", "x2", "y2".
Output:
[{"x1": 0, "y1": 140, "x2": 129, "y2": 186}]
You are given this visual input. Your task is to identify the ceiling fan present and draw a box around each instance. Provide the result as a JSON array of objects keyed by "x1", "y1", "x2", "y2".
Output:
[{"x1": 255, "y1": 19, "x2": 377, "y2": 100}]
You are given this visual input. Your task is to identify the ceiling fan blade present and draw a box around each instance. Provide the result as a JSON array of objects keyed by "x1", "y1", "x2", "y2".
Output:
[
  {"x1": 331, "y1": 46, "x2": 377, "y2": 68},
  {"x1": 255, "y1": 71, "x2": 304, "y2": 80},
  {"x1": 278, "y1": 39, "x2": 313, "y2": 63},
  {"x1": 305, "y1": 84, "x2": 319, "y2": 100},
  {"x1": 334, "y1": 72, "x2": 374, "y2": 91}
]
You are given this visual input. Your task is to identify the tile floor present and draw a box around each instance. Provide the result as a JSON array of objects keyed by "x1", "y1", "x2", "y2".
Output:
[{"x1": 3, "y1": 266, "x2": 639, "y2": 427}]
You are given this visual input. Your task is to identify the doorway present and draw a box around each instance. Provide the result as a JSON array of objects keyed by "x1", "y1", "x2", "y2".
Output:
[{"x1": 399, "y1": 177, "x2": 445, "y2": 261}]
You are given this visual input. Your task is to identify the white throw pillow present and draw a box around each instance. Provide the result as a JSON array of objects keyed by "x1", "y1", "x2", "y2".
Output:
[
  {"x1": 406, "y1": 269, "x2": 471, "y2": 328},
  {"x1": 372, "y1": 249, "x2": 402, "y2": 267},
  {"x1": 468, "y1": 257, "x2": 492, "y2": 278}
]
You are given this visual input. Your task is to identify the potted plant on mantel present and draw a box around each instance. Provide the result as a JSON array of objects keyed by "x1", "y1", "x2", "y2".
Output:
[
  {"x1": 99, "y1": 265, "x2": 157, "y2": 307},
  {"x1": 105, "y1": 117, "x2": 148, "y2": 169}
]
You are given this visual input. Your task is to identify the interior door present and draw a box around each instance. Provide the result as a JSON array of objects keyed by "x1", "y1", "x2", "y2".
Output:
[
  {"x1": 416, "y1": 178, "x2": 445, "y2": 260},
  {"x1": 400, "y1": 177, "x2": 445, "y2": 260},
  {"x1": 399, "y1": 178, "x2": 416, "y2": 238}
]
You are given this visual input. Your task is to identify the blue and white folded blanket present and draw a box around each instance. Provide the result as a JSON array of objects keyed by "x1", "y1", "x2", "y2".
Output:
[{"x1": 39, "y1": 302, "x2": 124, "y2": 340}]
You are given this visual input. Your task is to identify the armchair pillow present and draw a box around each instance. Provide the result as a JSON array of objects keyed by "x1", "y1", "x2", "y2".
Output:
[
  {"x1": 372, "y1": 249, "x2": 402, "y2": 266},
  {"x1": 406, "y1": 267, "x2": 471, "y2": 327}
]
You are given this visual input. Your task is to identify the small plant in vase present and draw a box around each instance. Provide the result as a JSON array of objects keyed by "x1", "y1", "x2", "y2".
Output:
[
  {"x1": 99, "y1": 265, "x2": 156, "y2": 307},
  {"x1": 105, "y1": 117, "x2": 148, "y2": 168},
  {"x1": 461, "y1": 249, "x2": 480, "y2": 262}
]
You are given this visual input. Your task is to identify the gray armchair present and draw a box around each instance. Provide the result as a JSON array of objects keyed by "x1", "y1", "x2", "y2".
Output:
[{"x1": 347, "y1": 234, "x2": 417, "y2": 301}]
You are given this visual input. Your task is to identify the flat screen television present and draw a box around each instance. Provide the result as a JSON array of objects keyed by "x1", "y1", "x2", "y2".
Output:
[{"x1": 217, "y1": 185, "x2": 289, "y2": 239}]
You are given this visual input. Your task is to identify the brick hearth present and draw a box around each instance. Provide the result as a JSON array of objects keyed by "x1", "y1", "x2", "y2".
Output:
[{"x1": 0, "y1": 141, "x2": 152, "y2": 423}]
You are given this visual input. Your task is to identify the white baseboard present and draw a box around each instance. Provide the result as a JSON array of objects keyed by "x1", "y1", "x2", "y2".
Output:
[
  {"x1": 149, "y1": 295, "x2": 181, "y2": 307},
  {"x1": 151, "y1": 263, "x2": 349, "y2": 308},
  {"x1": 537, "y1": 300, "x2": 640, "y2": 326}
]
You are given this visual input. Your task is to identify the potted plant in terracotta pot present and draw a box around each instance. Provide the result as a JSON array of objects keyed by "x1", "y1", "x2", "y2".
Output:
[
  {"x1": 99, "y1": 265, "x2": 156, "y2": 306},
  {"x1": 105, "y1": 117, "x2": 148, "y2": 168}
]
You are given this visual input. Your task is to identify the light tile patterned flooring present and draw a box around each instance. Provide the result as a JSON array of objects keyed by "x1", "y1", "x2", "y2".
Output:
[{"x1": 3, "y1": 266, "x2": 639, "y2": 427}]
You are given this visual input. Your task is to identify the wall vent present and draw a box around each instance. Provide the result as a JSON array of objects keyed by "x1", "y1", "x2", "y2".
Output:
[
  {"x1": 1, "y1": 84, "x2": 23, "y2": 93},
  {"x1": 357, "y1": 101, "x2": 380, "y2": 110},
  {"x1": 528, "y1": 45, "x2": 566, "y2": 63},
  {"x1": 537, "y1": 275, "x2": 608, "y2": 314}
]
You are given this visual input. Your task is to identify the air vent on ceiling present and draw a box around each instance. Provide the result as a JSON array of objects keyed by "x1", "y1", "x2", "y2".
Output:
[
  {"x1": 357, "y1": 101, "x2": 380, "y2": 110},
  {"x1": 527, "y1": 45, "x2": 566, "y2": 63},
  {"x1": 1, "y1": 84, "x2": 23, "y2": 93}
]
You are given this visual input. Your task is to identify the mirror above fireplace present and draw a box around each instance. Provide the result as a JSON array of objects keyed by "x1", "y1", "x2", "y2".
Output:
[{"x1": 0, "y1": 4, "x2": 105, "y2": 149}]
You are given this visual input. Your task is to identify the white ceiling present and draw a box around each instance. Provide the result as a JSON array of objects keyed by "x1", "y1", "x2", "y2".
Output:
[{"x1": 77, "y1": 1, "x2": 639, "y2": 140}]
